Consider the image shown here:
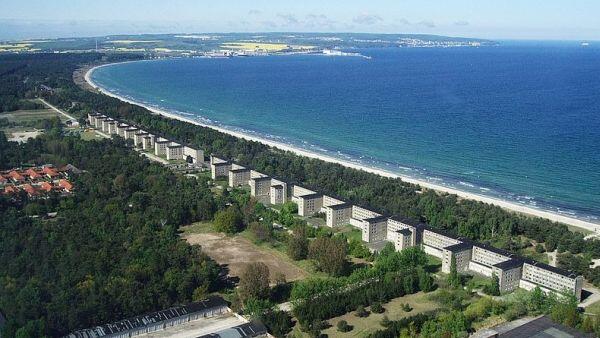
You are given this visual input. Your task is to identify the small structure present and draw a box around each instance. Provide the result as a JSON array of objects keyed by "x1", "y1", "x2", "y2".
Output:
[{"x1": 471, "y1": 315, "x2": 594, "y2": 338}]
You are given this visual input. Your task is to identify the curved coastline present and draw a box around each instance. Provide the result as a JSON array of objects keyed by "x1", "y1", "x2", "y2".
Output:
[{"x1": 84, "y1": 62, "x2": 600, "y2": 233}]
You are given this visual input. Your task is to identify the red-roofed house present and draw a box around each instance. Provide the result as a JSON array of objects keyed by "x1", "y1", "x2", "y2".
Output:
[
  {"x1": 8, "y1": 170, "x2": 25, "y2": 182},
  {"x1": 22, "y1": 184, "x2": 37, "y2": 196},
  {"x1": 39, "y1": 181, "x2": 54, "y2": 193},
  {"x1": 0, "y1": 175, "x2": 7, "y2": 185},
  {"x1": 59, "y1": 179, "x2": 73, "y2": 192},
  {"x1": 42, "y1": 166, "x2": 59, "y2": 178},
  {"x1": 3, "y1": 185, "x2": 19, "y2": 194},
  {"x1": 25, "y1": 168, "x2": 42, "y2": 180}
]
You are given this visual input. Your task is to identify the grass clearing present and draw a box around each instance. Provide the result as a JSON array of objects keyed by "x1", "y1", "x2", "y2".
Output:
[
  {"x1": 80, "y1": 130, "x2": 104, "y2": 141},
  {"x1": 0, "y1": 109, "x2": 66, "y2": 123},
  {"x1": 321, "y1": 292, "x2": 439, "y2": 337}
]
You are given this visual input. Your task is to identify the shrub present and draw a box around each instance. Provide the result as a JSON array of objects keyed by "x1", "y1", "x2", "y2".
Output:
[
  {"x1": 371, "y1": 302, "x2": 385, "y2": 313},
  {"x1": 355, "y1": 305, "x2": 369, "y2": 317},
  {"x1": 336, "y1": 320, "x2": 352, "y2": 332}
]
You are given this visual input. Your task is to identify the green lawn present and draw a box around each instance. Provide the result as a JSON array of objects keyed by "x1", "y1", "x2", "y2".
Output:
[
  {"x1": 80, "y1": 130, "x2": 104, "y2": 141},
  {"x1": 321, "y1": 292, "x2": 440, "y2": 337}
]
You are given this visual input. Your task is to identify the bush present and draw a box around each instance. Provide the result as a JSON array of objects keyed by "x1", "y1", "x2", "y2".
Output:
[
  {"x1": 380, "y1": 315, "x2": 392, "y2": 327},
  {"x1": 336, "y1": 320, "x2": 352, "y2": 332},
  {"x1": 402, "y1": 303, "x2": 412, "y2": 312},
  {"x1": 355, "y1": 305, "x2": 369, "y2": 317},
  {"x1": 260, "y1": 310, "x2": 294, "y2": 338},
  {"x1": 371, "y1": 302, "x2": 385, "y2": 313}
]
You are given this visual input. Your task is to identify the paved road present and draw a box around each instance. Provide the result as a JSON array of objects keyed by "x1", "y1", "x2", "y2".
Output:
[{"x1": 38, "y1": 98, "x2": 76, "y2": 120}]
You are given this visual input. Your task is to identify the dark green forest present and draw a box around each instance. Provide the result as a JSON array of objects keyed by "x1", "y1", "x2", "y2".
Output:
[{"x1": 0, "y1": 133, "x2": 222, "y2": 337}]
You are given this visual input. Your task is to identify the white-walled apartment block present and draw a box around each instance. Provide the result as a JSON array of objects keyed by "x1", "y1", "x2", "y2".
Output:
[
  {"x1": 228, "y1": 166, "x2": 251, "y2": 187},
  {"x1": 324, "y1": 203, "x2": 352, "y2": 227},
  {"x1": 520, "y1": 259, "x2": 583, "y2": 301},
  {"x1": 442, "y1": 242, "x2": 472, "y2": 274},
  {"x1": 421, "y1": 227, "x2": 462, "y2": 259},
  {"x1": 250, "y1": 173, "x2": 272, "y2": 203},
  {"x1": 88, "y1": 113, "x2": 99, "y2": 126},
  {"x1": 183, "y1": 146, "x2": 204, "y2": 164},
  {"x1": 210, "y1": 156, "x2": 231, "y2": 180},
  {"x1": 394, "y1": 228, "x2": 414, "y2": 251},
  {"x1": 270, "y1": 178, "x2": 288, "y2": 205},
  {"x1": 133, "y1": 131, "x2": 148, "y2": 148},
  {"x1": 142, "y1": 134, "x2": 155, "y2": 151},
  {"x1": 360, "y1": 216, "x2": 388, "y2": 243},
  {"x1": 291, "y1": 185, "x2": 323, "y2": 216},
  {"x1": 387, "y1": 217, "x2": 422, "y2": 248},
  {"x1": 107, "y1": 121, "x2": 117, "y2": 134},
  {"x1": 117, "y1": 123, "x2": 129, "y2": 137},
  {"x1": 469, "y1": 244, "x2": 514, "y2": 278},
  {"x1": 124, "y1": 127, "x2": 139, "y2": 140},
  {"x1": 101, "y1": 118, "x2": 113, "y2": 133},
  {"x1": 95, "y1": 116, "x2": 107, "y2": 129},
  {"x1": 166, "y1": 144, "x2": 184, "y2": 160},
  {"x1": 492, "y1": 260, "x2": 523, "y2": 293},
  {"x1": 154, "y1": 139, "x2": 170, "y2": 157}
]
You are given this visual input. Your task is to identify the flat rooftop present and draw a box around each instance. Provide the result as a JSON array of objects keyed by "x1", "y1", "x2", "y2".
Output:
[{"x1": 142, "y1": 313, "x2": 245, "y2": 338}]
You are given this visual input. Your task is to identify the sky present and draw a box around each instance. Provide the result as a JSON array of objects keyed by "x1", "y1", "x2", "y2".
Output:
[{"x1": 1, "y1": 0, "x2": 599, "y2": 41}]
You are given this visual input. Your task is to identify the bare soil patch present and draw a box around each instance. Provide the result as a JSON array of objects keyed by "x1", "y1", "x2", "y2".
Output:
[{"x1": 182, "y1": 229, "x2": 309, "y2": 282}]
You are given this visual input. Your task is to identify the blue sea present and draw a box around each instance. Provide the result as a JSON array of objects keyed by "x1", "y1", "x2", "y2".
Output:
[{"x1": 91, "y1": 41, "x2": 600, "y2": 222}]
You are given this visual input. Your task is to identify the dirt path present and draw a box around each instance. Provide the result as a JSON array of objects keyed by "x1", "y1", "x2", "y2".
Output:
[{"x1": 183, "y1": 231, "x2": 309, "y2": 282}]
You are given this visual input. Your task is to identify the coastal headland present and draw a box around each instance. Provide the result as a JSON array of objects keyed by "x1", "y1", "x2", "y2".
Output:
[{"x1": 83, "y1": 63, "x2": 600, "y2": 234}]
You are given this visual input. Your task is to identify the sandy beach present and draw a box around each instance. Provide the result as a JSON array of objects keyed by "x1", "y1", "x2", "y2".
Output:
[{"x1": 84, "y1": 63, "x2": 600, "y2": 233}]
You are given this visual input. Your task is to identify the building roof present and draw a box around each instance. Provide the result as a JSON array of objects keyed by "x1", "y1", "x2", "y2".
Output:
[
  {"x1": 389, "y1": 215, "x2": 429, "y2": 229},
  {"x1": 167, "y1": 144, "x2": 183, "y2": 149},
  {"x1": 298, "y1": 192, "x2": 322, "y2": 199},
  {"x1": 59, "y1": 179, "x2": 74, "y2": 191},
  {"x1": 364, "y1": 215, "x2": 389, "y2": 224},
  {"x1": 197, "y1": 321, "x2": 267, "y2": 338},
  {"x1": 25, "y1": 168, "x2": 42, "y2": 179},
  {"x1": 39, "y1": 181, "x2": 53, "y2": 192},
  {"x1": 271, "y1": 184, "x2": 284, "y2": 189},
  {"x1": 251, "y1": 176, "x2": 272, "y2": 182},
  {"x1": 472, "y1": 242, "x2": 516, "y2": 259},
  {"x1": 396, "y1": 228, "x2": 413, "y2": 236},
  {"x1": 444, "y1": 242, "x2": 473, "y2": 253},
  {"x1": 326, "y1": 202, "x2": 352, "y2": 210},
  {"x1": 493, "y1": 259, "x2": 523, "y2": 271},
  {"x1": 42, "y1": 166, "x2": 59, "y2": 177},
  {"x1": 8, "y1": 170, "x2": 25, "y2": 181},
  {"x1": 497, "y1": 316, "x2": 593, "y2": 338},
  {"x1": 67, "y1": 296, "x2": 228, "y2": 338},
  {"x1": 230, "y1": 168, "x2": 250, "y2": 173}
]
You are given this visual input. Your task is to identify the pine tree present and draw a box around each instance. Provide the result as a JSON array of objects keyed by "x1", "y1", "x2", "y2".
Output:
[{"x1": 447, "y1": 255, "x2": 460, "y2": 288}]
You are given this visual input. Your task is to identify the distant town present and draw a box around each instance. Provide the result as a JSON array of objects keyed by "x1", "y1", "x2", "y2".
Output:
[{"x1": 0, "y1": 32, "x2": 497, "y2": 57}]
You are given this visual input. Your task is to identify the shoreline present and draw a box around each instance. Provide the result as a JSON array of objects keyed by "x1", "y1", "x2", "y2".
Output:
[{"x1": 84, "y1": 62, "x2": 600, "y2": 233}]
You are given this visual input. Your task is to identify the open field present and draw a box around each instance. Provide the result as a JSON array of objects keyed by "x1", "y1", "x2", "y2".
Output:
[
  {"x1": 181, "y1": 223, "x2": 310, "y2": 281},
  {"x1": 321, "y1": 292, "x2": 439, "y2": 337},
  {"x1": 0, "y1": 108, "x2": 67, "y2": 123},
  {"x1": 80, "y1": 130, "x2": 105, "y2": 141}
]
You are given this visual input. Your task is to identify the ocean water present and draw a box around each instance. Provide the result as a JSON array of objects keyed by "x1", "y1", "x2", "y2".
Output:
[{"x1": 91, "y1": 42, "x2": 600, "y2": 222}]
